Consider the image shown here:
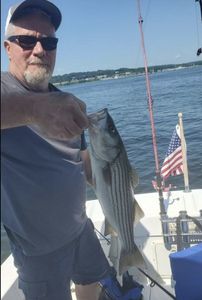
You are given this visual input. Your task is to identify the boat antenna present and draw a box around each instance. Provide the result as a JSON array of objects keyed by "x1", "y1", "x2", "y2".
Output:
[{"x1": 136, "y1": 0, "x2": 166, "y2": 215}]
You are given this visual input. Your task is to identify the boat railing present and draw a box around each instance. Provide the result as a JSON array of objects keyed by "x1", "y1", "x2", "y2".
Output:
[{"x1": 161, "y1": 210, "x2": 202, "y2": 250}]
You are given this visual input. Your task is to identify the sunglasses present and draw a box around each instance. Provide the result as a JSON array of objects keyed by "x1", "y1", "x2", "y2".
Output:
[{"x1": 7, "y1": 35, "x2": 58, "y2": 51}]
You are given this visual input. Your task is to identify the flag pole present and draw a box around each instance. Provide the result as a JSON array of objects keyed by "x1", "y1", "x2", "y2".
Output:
[{"x1": 178, "y1": 112, "x2": 190, "y2": 192}]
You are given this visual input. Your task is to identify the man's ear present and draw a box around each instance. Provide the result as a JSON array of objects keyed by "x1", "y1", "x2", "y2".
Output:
[{"x1": 4, "y1": 41, "x2": 12, "y2": 60}]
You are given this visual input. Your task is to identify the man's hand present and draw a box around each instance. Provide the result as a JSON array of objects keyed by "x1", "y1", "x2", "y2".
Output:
[
  {"x1": 1, "y1": 90, "x2": 89, "y2": 140},
  {"x1": 32, "y1": 92, "x2": 89, "y2": 140}
]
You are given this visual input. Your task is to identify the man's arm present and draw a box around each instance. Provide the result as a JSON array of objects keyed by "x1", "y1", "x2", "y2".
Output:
[{"x1": 1, "y1": 91, "x2": 89, "y2": 140}]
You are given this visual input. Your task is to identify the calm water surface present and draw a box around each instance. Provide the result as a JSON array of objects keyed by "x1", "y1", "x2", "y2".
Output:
[
  {"x1": 66, "y1": 66, "x2": 202, "y2": 193},
  {"x1": 1, "y1": 66, "x2": 202, "y2": 263}
]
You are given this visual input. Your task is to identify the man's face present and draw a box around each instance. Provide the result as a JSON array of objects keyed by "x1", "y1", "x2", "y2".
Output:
[{"x1": 4, "y1": 12, "x2": 57, "y2": 91}]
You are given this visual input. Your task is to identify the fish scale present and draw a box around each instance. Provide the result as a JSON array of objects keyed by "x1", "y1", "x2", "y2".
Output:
[
  {"x1": 110, "y1": 154, "x2": 134, "y2": 252},
  {"x1": 88, "y1": 108, "x2": 145, "y2": 275}
]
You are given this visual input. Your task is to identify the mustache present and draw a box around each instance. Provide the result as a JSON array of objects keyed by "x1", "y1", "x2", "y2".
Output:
[{"x1": 28, "y1": 59, "x2": 49, "y2": 66}]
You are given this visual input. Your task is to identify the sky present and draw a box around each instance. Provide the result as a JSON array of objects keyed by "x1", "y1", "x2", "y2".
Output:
[{"x1": 1, "y1": 0, "x2": 202, "y2": 75}]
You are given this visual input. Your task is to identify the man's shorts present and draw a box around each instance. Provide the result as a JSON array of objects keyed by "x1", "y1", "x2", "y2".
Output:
[{"x1": 10, "y1": 219, "x2": 111, "y2": 300}]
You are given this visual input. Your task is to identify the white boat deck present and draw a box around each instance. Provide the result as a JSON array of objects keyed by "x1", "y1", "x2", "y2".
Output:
[{"x1": 1, "y1": 189, "x2": 202, "y2": 300}]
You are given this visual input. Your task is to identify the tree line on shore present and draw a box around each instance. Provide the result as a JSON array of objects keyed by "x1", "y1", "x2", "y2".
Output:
[{"x1": 50, "y1": 60, "x2": 202, "y2": 85}]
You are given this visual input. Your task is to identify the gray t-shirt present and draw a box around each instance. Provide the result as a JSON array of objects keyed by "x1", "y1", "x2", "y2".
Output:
[{"x1": 1, "y1": 72, "x2": 88, "y2": 255}]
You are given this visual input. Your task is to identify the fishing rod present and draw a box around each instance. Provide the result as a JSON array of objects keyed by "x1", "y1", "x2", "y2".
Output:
[
  {"x1": 196, "y1": 0, "x2": 202, "y2": 21},
  {"x1": 136, "y1": 0, "x2": 166, "y2": 216},
  {"x1": 95, "y1": 228, "x2": 176, "y2": 299},
  {"x1": 195, "y1": 0, "x2": 202, "y2": 55},
  {"x1": 137, "y1": 268, "x2": 176, "y2": 299}
]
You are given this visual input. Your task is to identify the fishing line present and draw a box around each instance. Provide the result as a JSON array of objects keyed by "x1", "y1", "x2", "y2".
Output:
[
  {"x1": 95, "y1": 227, "x2": 176, "y2": 299},
  {"x1": 94, "y1": 227, "x2": 111, "y2": 244},
  {"x1": 134, "y1": 0, "x2": 151, "y2": 68}
]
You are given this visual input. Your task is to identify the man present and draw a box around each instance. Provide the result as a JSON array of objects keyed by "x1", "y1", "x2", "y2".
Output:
[{"x1": 1, "y1": 1, "x2": 110, "y2": 299}]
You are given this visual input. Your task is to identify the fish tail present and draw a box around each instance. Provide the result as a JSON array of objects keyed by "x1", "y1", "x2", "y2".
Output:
[{"x1": 119, "y1": 246, "x2": 145, "y2": 275}]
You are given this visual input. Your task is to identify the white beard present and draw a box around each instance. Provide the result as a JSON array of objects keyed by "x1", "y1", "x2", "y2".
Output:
[{"x1": 24, "y1": 66, "x2": 52, "y2": 89}]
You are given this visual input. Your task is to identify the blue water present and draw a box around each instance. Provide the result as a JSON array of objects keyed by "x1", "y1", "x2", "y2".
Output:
[
  {"x1": 1, "y1": 66, "x2": 202, "y2": 263},
  {"x1": 65, "y1": 66, "x2": 202, "y2": 194}
]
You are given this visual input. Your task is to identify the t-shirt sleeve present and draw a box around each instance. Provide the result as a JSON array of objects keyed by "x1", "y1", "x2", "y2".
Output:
[{"x1": 1, "y1": 73, "x2": 10, "y2": 96}]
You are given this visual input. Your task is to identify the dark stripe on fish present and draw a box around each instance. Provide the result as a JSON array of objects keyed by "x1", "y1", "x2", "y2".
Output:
[{"x1": 110, "y1": 152, "x2": 135, "y2": 252}]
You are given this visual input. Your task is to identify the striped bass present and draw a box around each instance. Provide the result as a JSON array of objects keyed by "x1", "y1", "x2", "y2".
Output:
[{"x1": 88, "y1": 108, "x2": 145, "y2": 275}]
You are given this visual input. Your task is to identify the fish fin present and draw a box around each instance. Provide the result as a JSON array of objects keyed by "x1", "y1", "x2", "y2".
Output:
[
  {"x1": 119, "y1": 246, "x2": 145, "y2": 275},
  {"x1": 133, "y1": 198, "x2": 144, "y2": 225},
  {"x1": 104, "y1": 218, "x2": 116, "y2": 236},
  {"x1": 125, "y1": 153, "x2": 139, "y2": 188},
  {"x1": 102, "y1": 164, "x2": 112, "y2": 186},
  {"x1": 130, "y1": 166, "x2": 139, "y2": 189}
]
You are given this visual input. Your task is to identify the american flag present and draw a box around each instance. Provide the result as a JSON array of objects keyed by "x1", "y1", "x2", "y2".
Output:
[{"x1": 161, "y1": 125, "x2": 183, "y2": 179}]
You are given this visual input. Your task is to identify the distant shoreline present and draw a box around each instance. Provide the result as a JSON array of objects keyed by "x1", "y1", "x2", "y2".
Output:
[{"x1": 51, "y1": 61, "x2": 202, "y2": 87}]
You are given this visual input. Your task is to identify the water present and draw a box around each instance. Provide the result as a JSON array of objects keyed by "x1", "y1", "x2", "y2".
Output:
[
  {"x1": 66, "y1": 66, "x2": 202, "y2": 193},
  {"x1": 1, "y1": 66, "x2": 202, "y2": 263}
]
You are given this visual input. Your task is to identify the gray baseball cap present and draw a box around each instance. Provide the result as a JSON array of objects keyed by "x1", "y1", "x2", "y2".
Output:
[{"x1": 5, "y1": 0, "x2": 62, "y2": 32}]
